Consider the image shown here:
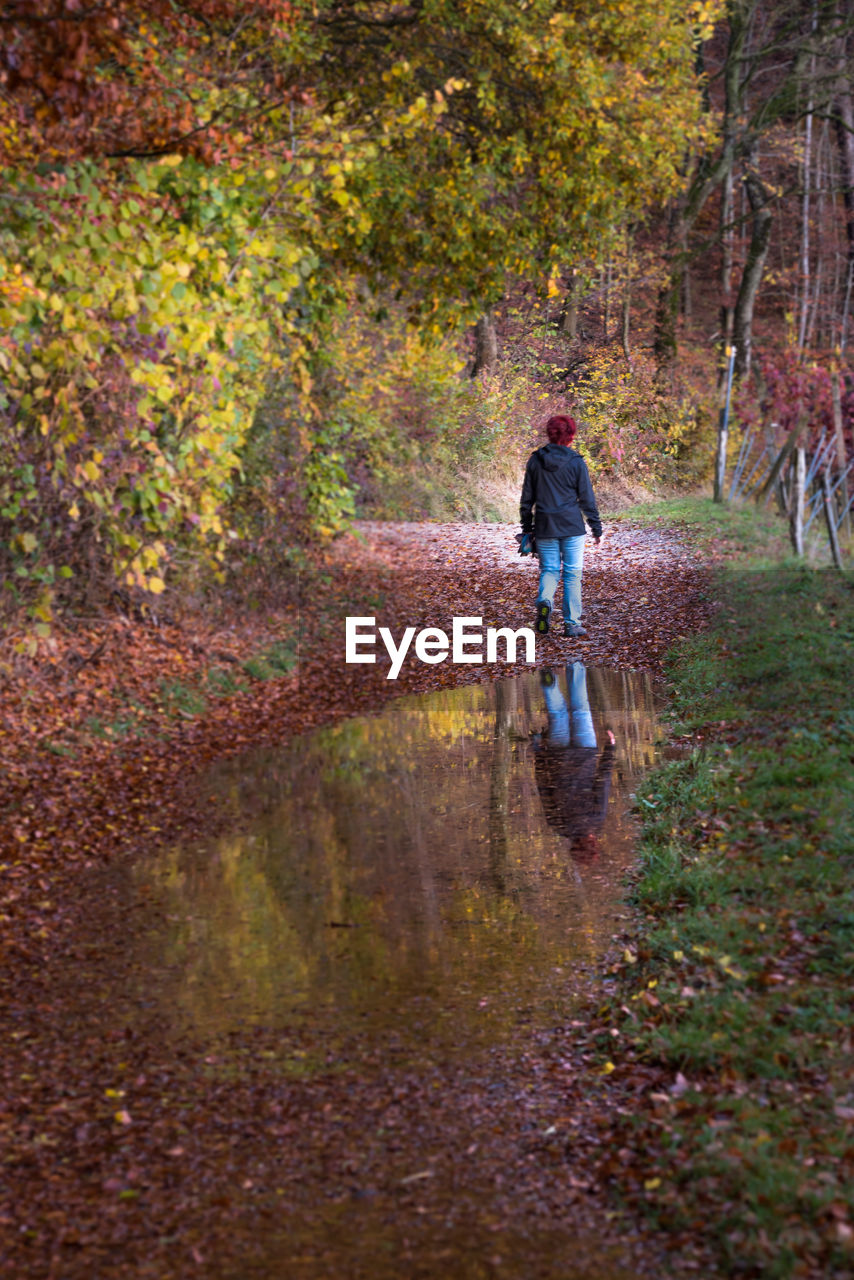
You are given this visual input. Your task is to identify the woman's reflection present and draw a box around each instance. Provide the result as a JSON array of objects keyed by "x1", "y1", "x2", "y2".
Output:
[{"x1": 533, "y1": 662, "x2": 616, "y2": 863}]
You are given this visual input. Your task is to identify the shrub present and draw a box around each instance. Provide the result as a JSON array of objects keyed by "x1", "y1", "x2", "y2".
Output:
[
  {"x1": 0, "y1": 155, "x2": 303, "y2": 626},
  {"x1": 570, "y1": 349, "x2": 713, "y2": 484}
]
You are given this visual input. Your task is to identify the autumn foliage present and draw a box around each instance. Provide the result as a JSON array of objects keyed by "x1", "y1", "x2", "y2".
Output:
[
  {"x1": 3, "y1": 1, "x2": 854, "y2": 637},
  {"x1": 0, "y1": 0, "x2": 298, "y2": 163},
  {"x1": 0, "y1": 0, "x2": 720, "y2": 635}
]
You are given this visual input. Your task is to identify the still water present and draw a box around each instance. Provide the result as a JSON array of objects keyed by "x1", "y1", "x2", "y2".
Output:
[
  {"x1": 88, "y1": 665, "x2": 667, "y2": 1279},
  {"x1": 134, "y1": 664, "x2": 662, "y2": 1053}
]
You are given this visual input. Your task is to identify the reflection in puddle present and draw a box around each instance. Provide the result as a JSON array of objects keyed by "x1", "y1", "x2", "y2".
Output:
[{"x1": 136, "y1": 665, "x2": 662, "y2": 1051}]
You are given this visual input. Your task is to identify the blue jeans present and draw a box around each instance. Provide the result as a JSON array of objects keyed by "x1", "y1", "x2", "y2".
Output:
[
  {"x1": 542, "y1": 662, "x2": 597, "y2": 748},
  {"x1": 536, "y1": 535, "x2": 586, "y2": 627}
]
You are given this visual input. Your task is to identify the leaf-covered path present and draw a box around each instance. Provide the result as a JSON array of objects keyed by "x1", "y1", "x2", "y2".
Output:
[
  {"x1": 0, "y1": 520, "x2": 718, "y2": 1279},
  {"x1": 339, "y1": 518, "x2": 711, "y2": 669}
]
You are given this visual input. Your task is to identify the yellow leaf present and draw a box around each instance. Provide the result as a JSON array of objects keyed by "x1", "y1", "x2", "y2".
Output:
[
  {"x1": 147, "y1": 576, "x2": 166, "y2": 595},
  {"x1": 644, "y1": 1177, "x2": 661, "y2": 1191}
]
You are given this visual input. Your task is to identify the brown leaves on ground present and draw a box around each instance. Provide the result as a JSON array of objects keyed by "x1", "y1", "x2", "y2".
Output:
[{"x1": 0, "y1": 520, "x2": 716, "y2": 1279}]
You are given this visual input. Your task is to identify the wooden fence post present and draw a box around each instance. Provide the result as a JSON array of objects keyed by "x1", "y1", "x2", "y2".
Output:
[
  {"x1": 714, "y1": 344, "x2": 737, "y2": 503},
  {"x1": 756, "y1": 430, "x2": 795, "y2": 506},
  {"x1": 832, "y1": 371, "x2": 851, "y2": 540},
  {"x1": 822, "y1": 468, "x2": 844, "y2": 570},
  {"x1": 789, "y1": 447, "x2": 806, "y2": 557}
]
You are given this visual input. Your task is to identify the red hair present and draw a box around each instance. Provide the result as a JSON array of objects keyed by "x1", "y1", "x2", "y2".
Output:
[
  {"x1": 545, "y1": 414, "x2": 577, "y2": 445},
  {"x1": 571, "y1": 833, "x2": 599, "y2": 863}
]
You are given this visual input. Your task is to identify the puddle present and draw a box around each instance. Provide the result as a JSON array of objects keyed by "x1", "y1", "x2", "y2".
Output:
[
  {"x1": 60, "y1": 665, "x2": 666, "y2": 1280},
  {"x1": 124, "y1": 664, "x2": 662, "y2": 1056}
]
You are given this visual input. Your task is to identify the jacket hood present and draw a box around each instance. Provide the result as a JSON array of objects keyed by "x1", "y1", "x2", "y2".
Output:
[{"x1": 537, "y1": 442, "x2": 576, "y2": 472}]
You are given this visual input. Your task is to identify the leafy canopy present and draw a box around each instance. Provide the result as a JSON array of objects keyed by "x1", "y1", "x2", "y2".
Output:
[
  {"x1": 296, "y1": 0, "x2": 719, "y2": 312},
  {"x1": 0, "y1": 0, "x2": 718, "y2": 627}
]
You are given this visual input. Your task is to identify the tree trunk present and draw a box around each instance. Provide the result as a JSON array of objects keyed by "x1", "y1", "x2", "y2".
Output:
[
  {"x1": 733, "y1": 170, "x2": 773, "y2": 380},
  {"x1": 470, "y1": 308, "x2": 498, "y2": 377},
  {"x1": 834, "y1": 24, "x2": 854, "y2": 353},
  {"x1": 682, "y1": 260, "x2": 692, "y2": 325},
  {"x1": 797, "y1": 6, "x2": 817, "y2": 355},
  {"x1": 559, "y1": 272, "x2": 578, "y2": 338},
  {"x1": 488, "y1": 681, "x2": 513, "y2": 894},
  {"x1": 654, "y1": 0, "x2": 751, "y2": 375},
  {"x1": 720, "y1": 161, "x2": 735, "y2": 347},
  {"x1": 602, "y1": 260, "x2": 612, "y2": 339},
  {"x1": 621, "y1": 291, "x2": 631, "y2": 364},
  {"x1": 653, "y1": 207, "x2": 684, "y2": 370}
]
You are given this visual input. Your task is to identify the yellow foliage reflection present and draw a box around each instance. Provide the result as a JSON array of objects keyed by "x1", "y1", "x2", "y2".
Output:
[{"x1": 136, "y1": 667, "x2": 662, "y2": 1048}]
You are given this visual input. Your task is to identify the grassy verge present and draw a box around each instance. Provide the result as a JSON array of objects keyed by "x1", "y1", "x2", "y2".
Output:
[
  {"x1": 602, "y1": 504, "x2": 854, "y2": 1277},
  {"x1": 616, "y1": 494, "x2": 794, "y2": 563}
]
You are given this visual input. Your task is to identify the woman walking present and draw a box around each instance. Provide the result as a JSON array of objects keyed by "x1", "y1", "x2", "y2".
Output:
[{"x1": 519, "y1": 414, "x2": 602, "y2": 638}]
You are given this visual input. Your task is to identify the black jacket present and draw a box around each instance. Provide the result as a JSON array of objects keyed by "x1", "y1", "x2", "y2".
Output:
[
  {"x1": 520, "y1": 443, "x2": 602, "y2": 539},
  {"x1": 534, "y1": 741, "x2": 616, "y2": 842}
]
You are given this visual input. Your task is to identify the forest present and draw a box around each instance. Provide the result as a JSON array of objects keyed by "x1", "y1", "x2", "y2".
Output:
[
  {"x1": 2, "y1": 0, "x2": 853, "y2": 631},
  {"x1": 2, "y1": 7, "x2": 854, "y2": 1280}
]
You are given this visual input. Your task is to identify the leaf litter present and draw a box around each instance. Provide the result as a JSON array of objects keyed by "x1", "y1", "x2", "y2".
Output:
[{"x1": 0, "y1": 519, "x2": 719, "y2": 1279}]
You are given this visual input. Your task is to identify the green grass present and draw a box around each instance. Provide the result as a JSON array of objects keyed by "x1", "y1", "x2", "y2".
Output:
[
  {"x1": 241, "y1": 639, "x2": 297, "y2": 681},
  {"x1": 75, "y1": 640, "x2": 297, "y2": 746},
  {"x1": 616, "y1": 494, "x2": 794, "y2": 563},
  {"x1": 159, "y1": 679, "x2": 208, "y2": 719},
  {"x1": 204, "y1": 665, "x2": 247, "y2": 697},
  {"x1": 603, "y1": 500, "x2": 854, "y2": 1277},
  {"x1": 85, "y1": 695, "x2": 150, "y2": 741}
]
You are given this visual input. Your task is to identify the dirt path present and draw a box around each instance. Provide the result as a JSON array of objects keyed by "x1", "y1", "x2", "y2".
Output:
[
  {"x1": 330, "y1": 518, "x2": 712, "y2": 674},
  {"x1": 349, "y1": 518, "x2": 704, "y2": 573},
  {"x1": 0, "y1": 520, "x2": 717, "y2": 1279}
]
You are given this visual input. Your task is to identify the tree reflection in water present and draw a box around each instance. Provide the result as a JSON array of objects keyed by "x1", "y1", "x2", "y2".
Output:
[{"x1": 132, "y1": 667, "x2": 663, "y2": 1050}]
